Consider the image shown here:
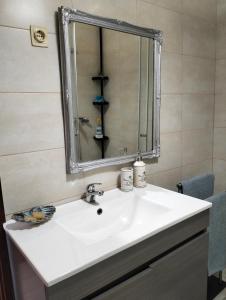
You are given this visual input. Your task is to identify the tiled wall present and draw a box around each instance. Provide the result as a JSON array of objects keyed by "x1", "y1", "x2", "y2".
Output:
[
  {"x1": 0, "y1": 0, "x2": 216, "y2": 216},
  {"x1": 214, "y1": 0, "x2": 226, "y2": 192}
]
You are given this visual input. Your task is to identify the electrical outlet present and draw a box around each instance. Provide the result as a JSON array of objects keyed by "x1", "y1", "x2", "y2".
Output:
[{"x1": 30, "y1": 26, "x2": 48, "y2": 48}]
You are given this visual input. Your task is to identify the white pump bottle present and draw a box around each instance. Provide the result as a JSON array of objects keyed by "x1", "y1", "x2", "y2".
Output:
[{"x1": 133, "y1": 153, "x2": 146, "y2": 188}]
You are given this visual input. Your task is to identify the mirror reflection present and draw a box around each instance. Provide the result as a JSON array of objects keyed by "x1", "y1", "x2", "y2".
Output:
[{"x1": 69, "y1": 22, "x2": 155, "y2": 163}]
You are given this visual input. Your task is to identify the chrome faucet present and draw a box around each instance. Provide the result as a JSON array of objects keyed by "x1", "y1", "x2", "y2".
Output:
[{"x1": 85, "y1": 183, "x2": 104, "y2": 205}]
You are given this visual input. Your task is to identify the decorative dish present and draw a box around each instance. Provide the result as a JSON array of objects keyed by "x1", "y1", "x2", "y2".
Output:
[{"x1": 12, "y1": 206, "x2": 56, "y2": 224}]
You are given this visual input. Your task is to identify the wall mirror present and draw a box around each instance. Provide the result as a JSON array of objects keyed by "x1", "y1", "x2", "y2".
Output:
[{"x1": 58, "y1": 7, "x2": 162, "y2": 173}]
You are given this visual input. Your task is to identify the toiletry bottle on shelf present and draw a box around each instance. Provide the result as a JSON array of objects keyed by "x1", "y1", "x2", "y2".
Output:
[
  {"x1": 95, "y1": 117, "x2": 103, "y2": 139},
  {"x1": 95, "y1": 96, "x2": 104, "y2": 103},
  {"x1": 133, "y1": 153, "x2": 146, "y2": 188}
]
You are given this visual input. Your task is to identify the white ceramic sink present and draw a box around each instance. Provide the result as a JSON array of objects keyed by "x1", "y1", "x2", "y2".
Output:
[
  {"x1": 56, "y1": 191, "x2": 171, "y2": 245},
  {"x1": 4, "y1": 184, "x2": 211, "y2": 287}
]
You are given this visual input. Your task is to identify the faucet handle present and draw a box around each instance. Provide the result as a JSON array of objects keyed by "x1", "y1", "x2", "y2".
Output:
[{"x1": 87, "y1": 183, "x2": 102, "y2": 192}]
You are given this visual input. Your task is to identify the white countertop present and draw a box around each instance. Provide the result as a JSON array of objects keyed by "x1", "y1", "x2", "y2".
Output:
[{"x1": 4, "y1": 184, "x2": 211, "y2": 287}]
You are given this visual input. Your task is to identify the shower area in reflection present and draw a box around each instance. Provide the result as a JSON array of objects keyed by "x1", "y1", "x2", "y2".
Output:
[{"x1": 69, "y1": 22, "x2": 155, "y2": 162}]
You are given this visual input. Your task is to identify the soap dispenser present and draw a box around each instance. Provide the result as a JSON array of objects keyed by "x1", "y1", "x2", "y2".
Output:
[{"x1": 133, "y1": 153, "x2": 146, "y2": 188}]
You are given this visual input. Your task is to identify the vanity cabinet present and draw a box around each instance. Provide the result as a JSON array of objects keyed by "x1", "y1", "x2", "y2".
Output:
[
  {"x1": 8, "y1": 210, "x2": 209, "y2": 300},
  {"x1": 93, "y1": 234, "x2": 208, "y2": 300}
]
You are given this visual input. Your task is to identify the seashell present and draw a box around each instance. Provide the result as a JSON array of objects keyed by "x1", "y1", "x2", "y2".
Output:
[{"x1": 12, "y1": 206, "x2": 56, "y2": 224}]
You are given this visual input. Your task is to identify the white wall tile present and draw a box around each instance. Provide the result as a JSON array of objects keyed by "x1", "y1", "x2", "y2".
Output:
[
  {"x1": 182, "y1": 56, "x2": 215, "y2": 94},
  {"x1": 213, "y1": 159, "x2": 226, "y2": 193},
  {"x1": 0, "y1": 148, "x2": 85, "y2": 214},
  {"x1": 0, "y1": 27, "x2": 60, "y2": 92},
  {"x1": 216, "y1": 59, "x2": 226, "y2": 94},
  {"x1": 72, "y1": 0, "x2": 137, "y2": 24},
  {"x1": 141, "y1": 0, "x2": 182, "y2": 13},
  {"x1": 147, "y1": 168, "x2": 182, "y2": 192},
  {"x1": 182, "y1": 14, "x2": 215, "y2": 59},
  {"x1": 84, "y1": 165, "x2": 123, "y2": 191},
  {"x1": 182, "y1": 0, "x2": 217, "y2": 22},
  {"x1": 137, "y1": 1, "x2": 182, "y2": 53},
  {"x1": 182, "y1": 129, "x2": 213, "y2": 166},
  {"x1": 182, "y1": 160, "x2": 213, "y2": 180},
  {"x1": 217, "y1": 0, "x2": 226, "y2": 26},
  {"x1": 160, "y1": 94, "x2": 182, "y2": 133},
  {"x1": 214, "y1": 94, "x2": 226, "y2": 127},
  {"x1": 0, "y1": 93, "x2": 64, "y2": 155},
  {"x1": 214, "y1": 128, "x2": 226, "y2": 160},
  {"x1": 182, "y1": 94, "x2": 214, "y2": 130},
  {"x1": 147, "y1": 132, "x2": 182, "y2": 174},
  {"x1": 216, "y1": 25, "x2": 226, "y2": 59},
  {"x1": 0, "y1": 0, "x2": 72, "y2": 33},
  {"x1": 162, "y1": 52, "x2": 182, "y2": 94}
]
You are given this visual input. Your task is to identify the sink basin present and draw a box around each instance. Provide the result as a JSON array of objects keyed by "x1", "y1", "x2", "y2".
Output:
[
  {"x1": 4, "y1": 184, "x2": 211, "y2": 286},
  {"x1": 56, "y1": 191, "x2": 171, "y2": 245}
]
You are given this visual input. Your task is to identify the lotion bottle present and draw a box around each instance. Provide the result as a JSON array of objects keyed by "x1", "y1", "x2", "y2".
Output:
[
  {"x1": 95, "y1": 117, "x2": 103, "y2": 138},
  {"x1": 133, "y1": 153, "x2": 146, "y2": 188}
]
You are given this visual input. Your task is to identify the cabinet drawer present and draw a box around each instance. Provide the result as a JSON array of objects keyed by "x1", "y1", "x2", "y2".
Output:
[
  {"x1": 148, "y1": 232, "x2": 208, "y2": 300},
  {"x1": 92, "y1": 233, "x2": 208, "y2": 300},
  {"x1": 92, "y1": 267, "x2": 153, "y2": 300}
]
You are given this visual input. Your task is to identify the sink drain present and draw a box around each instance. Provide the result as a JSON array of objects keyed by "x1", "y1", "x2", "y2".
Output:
[{"x1": 97, "y1": 208, "x2": 103, "y2": 215}]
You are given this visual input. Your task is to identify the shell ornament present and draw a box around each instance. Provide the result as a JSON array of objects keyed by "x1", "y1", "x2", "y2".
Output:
[{"x1": 12, "y1": 206, "x2": 56, "y2": 224}]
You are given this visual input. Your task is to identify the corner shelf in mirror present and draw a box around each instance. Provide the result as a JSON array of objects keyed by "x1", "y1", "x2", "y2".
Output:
[
  {"x1": 93, "y1": 136, "x2": 109, "y2": 141},
  {"x1": 92, "y1": 75, "x2": 109, "y2": 81},
  {"x1": 92, "y1": 100, "x2": 109, "y2": 106}
]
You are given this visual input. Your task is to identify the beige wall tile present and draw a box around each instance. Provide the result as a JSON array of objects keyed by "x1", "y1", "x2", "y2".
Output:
[
  {"x1": 214, "y1": 94, "x2": 226, "y2": 127},
  {"x1": 182, "y1": 0, "x2": 217, "y2": 22},
  {"x1": 72, "y1": 0, "x2": 137, "y2": 24},
  {"x1": 0, "y1": 93, "x2": 64, "y2": 155},
  {"x1": 0, "y1": 0, "x2": 71, "y2": 33},
  {"x1": 147, "y1": 168, "x2": 182, "y2": 191},
  {"x1": 182, "y1": 160, "x2": 213, "y2": 180},
  {"x1": 216, "y1": 59, "x2": 226, "y2": 94},
  {"x1": 216, "y1": 25, "x2": 226, "y2": 59},
  {"x1": 182, "y1": 129, "x2": 213, "y2": 165},
  {"x1": 137, "y1": 1, "x2": 182, "y2": 53},
  {"x1": 182, "y1": 94, "x2": 214, "y2": 130},
  {"x1": 160, "y1": 94, "x2": 182, "y2": 133},
  {"x1": 213, "y1": 159, "x2": 226, "y2": 193},
  {"x1": 0, "y1": 149, "x2": 85, "y2": 214},
  {"x1": 0, "y1": 27, "x2": 60, "y2": 92},
  {"x1": 217, "y1": 0, "x2": 226, "y2": 26},
  {"x1": 147, "y1": 132, "x2": 182, "y2": 174},
  {"x1": 162, "y1": 52, "x2": 182, "y2": 94},
  {"x1": 84, "y1": 165, "x2": 123, "y2": 190},
  {"x1": 141, "y1": 0, "x2": 182, "y2": 12},
  {"x1": 182, "y1": 56, "x2": 215, "y2": 94},
  {"x1": 214, "y1": 128, "x2": 226, "y2": 160},
  {"x1": 182, "y1": 14, "x2": 216, "y2": 59}
]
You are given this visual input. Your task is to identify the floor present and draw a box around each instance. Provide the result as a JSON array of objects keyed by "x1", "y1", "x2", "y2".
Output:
[{"x1": 214, "y1": 270, "x2": 226, "y2": 300}]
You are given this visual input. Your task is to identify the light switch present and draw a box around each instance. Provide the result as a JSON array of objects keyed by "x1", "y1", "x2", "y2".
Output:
[{"x1": 30, "y1": 26, "x2": 48, "y2": 48}]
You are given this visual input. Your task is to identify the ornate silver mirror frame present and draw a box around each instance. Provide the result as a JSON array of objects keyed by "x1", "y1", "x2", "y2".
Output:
[{"x1": 58, "y1": 7, "x2": 162, "y2": 174}]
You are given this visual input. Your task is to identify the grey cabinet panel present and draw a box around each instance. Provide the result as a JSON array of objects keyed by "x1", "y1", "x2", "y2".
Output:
[
  {"x1": 92, "y1": 268, "x2": 153, "y2": 300},
  {"x1": 92, "y1": 233, "x2": 208, "y2": 300},
  {"x1": 148, "y1": 233, "x2": 208, "y2": 300},
  {"x1": 47, "y1": 211, "x2": 209, "y2": 300}
]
